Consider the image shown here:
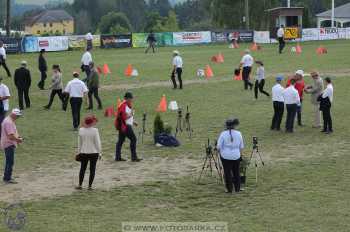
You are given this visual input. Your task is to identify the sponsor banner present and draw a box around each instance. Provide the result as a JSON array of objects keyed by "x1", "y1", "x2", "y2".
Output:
[
  {"x1": 173, "y1": 31, "x2": 211, "y2": 45},
  {"x1": 0, "y1": 37, "x2": 22, "y2": 53},
  {"x1": 284, "y1": 27, "x2": 299, "y2": 39},
  {"x1": 337, "y1": 28, "x2": 350, "y2": 39},
  {"x1": 301, "y1": 28, "x2": 319, "y2": 41},
  {"x1": 253, "y1": 31, "x2": 270, "y2": 44},
  {"x1": 132, "y1": 32, "x2": 173, "y2": 48},
  {"x1": 22, "y1": 36, "x2": 39, "y2": 53},
  {"x1": 319, "y1": 28, "x2": 338, "y2": 40},
  {"x1": 101, "y1": 34, "x2": 132, "y2": 48},
  {"x1": 211, "y1": 31, "x2": 254, "y2": 43},
  {"x1": 68, "y1": 35, "x2": 100, "y2": 48},
  {"x1": 37, "y1": 36, "x2": 69, "y2": 51}
]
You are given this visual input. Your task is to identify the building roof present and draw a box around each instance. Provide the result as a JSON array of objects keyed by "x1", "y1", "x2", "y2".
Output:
[
  {"x1": 26, "y1": 10, "x2": 73, "y2": 26},
  {"x1": 316, "y1": 2, "x2": 350, "y2": 18},
  {"x1": 266, "y1": 7, "x2": 304, "y2": 12}
]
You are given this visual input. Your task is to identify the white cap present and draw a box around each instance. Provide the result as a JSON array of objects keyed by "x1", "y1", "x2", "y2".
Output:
[
  {"x1": 295, "y1": 70, "x2": 304, "y2": 77},
  {"x1": 11, "y1": 108, "x2": 22, "y2": 116},
  {"x1": 173, "y1": 50, "x2": 180, "y2": 55},
  {"x1": 21, "y1": 60, "x2": 27, "y2": 66}
]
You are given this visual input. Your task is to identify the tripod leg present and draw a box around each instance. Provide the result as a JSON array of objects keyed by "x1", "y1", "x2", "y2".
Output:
[
  {"x1": 256, "y1": 151, "x2": 265, "y2": 166},
  {"x1": 198, "y1": 155, "x2": 209, "y2": 183}
]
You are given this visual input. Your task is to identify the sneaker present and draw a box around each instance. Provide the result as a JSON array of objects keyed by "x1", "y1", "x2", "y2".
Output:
[
  {"x1": 43, "y1": 106, "x2": 50, "y2": 110},
  {"x1": 131, "y1": 158, "x2": 143, "y2": 162},
  {"x1": 115, "y1": 158, "x2": 127, "y2": 162},
  {"x1": 4, "y1": 179, "x2": 18, "y2": 184},
  {"x1": 75, "y1": 186, "x2": 82, "y2": 190}
]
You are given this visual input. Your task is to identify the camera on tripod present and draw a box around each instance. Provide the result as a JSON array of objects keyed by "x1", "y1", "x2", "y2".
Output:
[{"x1": 252, "y1": 136, "x2": 258, "y2": 148}]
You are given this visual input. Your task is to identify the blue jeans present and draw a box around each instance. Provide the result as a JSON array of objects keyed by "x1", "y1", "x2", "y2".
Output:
[{"x1": 3, "y1": 145, "x2": 15, "y2": 182}]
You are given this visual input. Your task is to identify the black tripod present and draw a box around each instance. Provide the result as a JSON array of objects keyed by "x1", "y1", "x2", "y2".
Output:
[
  {"x1": 175, "y1": 108, "x2": 183, "y2": 138},
  {"x1": 248, "y1": 137, "x2": 265, "y2": 185},
  {"x1": 198, "y1": 139, "x2": 224, "y2": 184},
  {"x1": 139, "y1": 113, "x2": 147, "y2": 144},
  {"x1": 184, "y1": 106, "x2": 193, "y2": 138}
]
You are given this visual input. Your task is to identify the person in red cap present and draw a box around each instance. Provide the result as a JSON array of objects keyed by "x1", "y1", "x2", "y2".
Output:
[
  {"x1": 76, "y1": 115, "x2": 101, "y2": 190},
  {"x1": 114, "y1": 92, "x2": 142, "y2": 162}
]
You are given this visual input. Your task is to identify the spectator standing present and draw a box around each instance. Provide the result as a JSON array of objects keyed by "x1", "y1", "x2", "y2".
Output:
[
  {"x1": 14, "y1": 61, "x2": 31, "y2": 110},
  {"x1": 37, "y1": 49, "x2": 48, "y2": 90},
  {"x1": 0, "y1": 41, "x2": 11, "y2": 77},
  {"x1": 87, "y1": 62, "x2": 102, "y2": 110},
  {"x1": 44, "y1": 65, "x2": 66, "y2": 110}
]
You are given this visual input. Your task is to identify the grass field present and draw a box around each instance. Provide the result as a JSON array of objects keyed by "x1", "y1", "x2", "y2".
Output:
[{"x1": 0, "y1": 40, "x2": 350, "y2": 231}]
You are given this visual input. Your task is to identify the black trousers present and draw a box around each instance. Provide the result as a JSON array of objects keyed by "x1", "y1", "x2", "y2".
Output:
[
  {"x1": 47, "y1": 89, "x2": 65, "y2": 109},
  {"x1": 79, "y1": 153, "x2": 98, "y2": 187},
  {"x1": 0, "y1": 61, "x2": 11, "y2": 77},
  {"x1": 322, "y1": 107, "x2": 333, "y2": 132},
  {"x1": 286, "y1": 104, "x2": 297, "y2": 132},
  {"x1": 17, "y1": 88, "x2": 31, "y2": 110},
  {"x1": 171, "y1": 68, "x2": 183, "y2": 89},
  {"x1": 70, "y1": 97, "x2": 82, "y2": 129},
  {"x1": 297, "y1": 100, "x2": 303, "y2": 125},
  {"x1": 145, "y1": 42, "x2": 156, "y2": 53},
  {"x1": 88, "y1": 87, "x2": 102, "y2": 109},
  {"x1": 82, "y1": 65, "x2": 91, "y2": 82},
  {"x1": 221, "y1": 158, "x2": 241, "y2": 193},
  {"x1": 271, "y1": 101, "x2": 284, "y2": 130},
  {"x1": 254, "y1": 79, "x2": 270, "y2": 99},
  {"x1": 115, "y1": 125, "x2": 137, "y2": 161},
  {"x1": 278, "y1": 37, "x2": 285, "y2": 54},
  {"x1": 242, "y1": 67, "x2": 253, "y2": 90},
  {"x1": 38, "y1": 70, "x2": 47, "y2": 89}
]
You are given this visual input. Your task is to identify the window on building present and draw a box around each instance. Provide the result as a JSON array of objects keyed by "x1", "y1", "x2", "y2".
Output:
[
  {"x1": 50, "y1": 23, "x2": 53, "y2": 27},
  {"x1": 44, "y1": 23, "x2": 47, "y2": 27},
  {"x1": 37, "y1": 30, "x2": 41, "y2": 35}
]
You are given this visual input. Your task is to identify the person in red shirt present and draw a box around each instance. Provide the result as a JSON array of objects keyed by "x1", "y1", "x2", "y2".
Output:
[{"x1": 286, "y1": 70, "x2": 305, "y2": 126}]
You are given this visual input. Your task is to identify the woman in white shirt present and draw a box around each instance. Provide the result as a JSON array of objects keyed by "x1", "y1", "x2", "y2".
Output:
[
  {"x1": 318, "y1": 77, "x2": 333, "y2": 134},
  {"x1": 254, "y1": 61, "x2": 270, "y2": 99},
  {"x1": 76, "y1": 115, "x2": 102, "y2": 190},
  {"x1": 217, "y1": 118, "x2": 244, "y2": 193}
]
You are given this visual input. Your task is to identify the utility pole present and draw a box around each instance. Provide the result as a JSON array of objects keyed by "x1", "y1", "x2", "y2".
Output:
[
  {"x1": 245, "y1": 0, "x2": 250, "y2": 29},
  {"x1": 331, "y1": 0, "x2": 335, "y2": 27},
  {"x1": 6, "y1": 0, "x2": 11, "y2": 36}
]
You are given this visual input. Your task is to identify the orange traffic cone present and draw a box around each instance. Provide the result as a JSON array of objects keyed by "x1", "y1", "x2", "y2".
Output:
[
  {"x1": 103, "y1": 64, "x2": 111, "y2": 75},
  {"x1": 217, "y1": 53, "x2": 224, "y2": 63},
  {"x1": 124, "y1": 64, "x2": 133, "y2": 77},
  {"x1": 211, "y1": 55, "x2": 218, "y2": 63},
  {"x1": 156, "y1": 95, "x2": 167, "y2": 112},
  {"x1": 205, "y1": 65, "x2": 214, "y2": 79},
  {"x1": 104, "y1": 106, "x2": 114, "y2": 117},
  {"x1": 316, "y1": 46, "x2": 327, "y2": 55},
  {"x1": 296, "y1": 43, "x2": 302, "y2": 54},
  {"x1": 234, "y1": 68, "x2": 242, "y2": 81},
  {"x1": 251, "y1": 42, "x2": 258, "y2": 51},
  {"x1": 97, "y1": 66, "x2": 102, "y2": 74}
]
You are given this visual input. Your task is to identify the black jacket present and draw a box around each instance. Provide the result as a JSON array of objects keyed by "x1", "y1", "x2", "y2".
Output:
[
  {"x1": 317, "y1": 95, "x2": 331, "y2": 111},
  {"x1": 38, "y1": 54, "x2": 47, "y2": 72},
  {"x1": 14, "y1": 67, "x2": 32, "y2": 89}
]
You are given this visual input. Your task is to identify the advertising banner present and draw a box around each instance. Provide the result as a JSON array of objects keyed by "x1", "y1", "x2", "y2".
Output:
[
  {"x1": 68, "y1": 35, "x2": 101, "y2": 48},
  {"x1": 211, "y1": 30, "x2": 254, "y2": 43},
  {"x1": 132, "y1": 32, "x2": 173, "y2": 48},
  {"x1": 101, "y1": 34, "x2": 132, "y2": 48},
  {"x1": 0, "y1": 37, "x2": 22, "y2": 53},
  {"x1": 319, "y1": 28, "x2": 338, "y2": 40},
  {"x1": 301, "y1": 28, "x2": 319, "y2": 41},
  {"x1": 284, "y1": 27, "x2": 299, "y2": 39},
  {"x1": 22, "y1": 36, "x2": 39, "y2": 53},
  {"x1": 37, "y1": 36, "x2": 69, "y2": 51},
  {"x1": 253, "y1": 31, "x2": 270, "y2": 44},
  {"x1": 173, "y1": 31, "x2": 211, "y2": 45}
]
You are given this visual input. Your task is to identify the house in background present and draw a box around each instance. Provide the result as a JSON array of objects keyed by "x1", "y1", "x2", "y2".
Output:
[
  {"x1": 24, "y1": 10, "x2": 74, "y2": 35},
  {"x1": 316, "y1": 2, "x2": 350, "y2": 28}
]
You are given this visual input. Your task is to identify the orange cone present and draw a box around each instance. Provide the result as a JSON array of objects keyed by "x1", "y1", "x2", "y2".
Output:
[
  {"x1": 124, "y1": 64, "x2": 133, "y2": 77},
  {"x1": 156, "y1": 95, "x2": 167, "y2": 112},
  {"x1": 104, "y1": 106, "x2": 114, "y2": 117},
  {"x1": 205, "y1": 65, "x2": 214, "y2": 79},
  {"x1": 316, "y1": 46, "x2": 327, "y2": 55},
  {"x1": 296, "y1": 43, "x2": 302, "y2": 54},
  {"x1": 97, "y1": 66, "x2": 103, "y2": 74},
  {"x1": 103, "y1": 64, "x2": 111, "y2": 75},
  {"x1": 234, "y1": 68, "x2": 242, "y2": 81},
  {"x1": 251, "y1": 42, "x2": 258, "y2": 51},
  {"x1": 211, "y1": 55, "x2": 218, "y2": 63},
  {"x1": 217, "y1": 53, "x2": 224, "y2": 63}
]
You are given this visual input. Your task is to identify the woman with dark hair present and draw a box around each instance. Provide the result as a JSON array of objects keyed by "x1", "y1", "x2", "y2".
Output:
[
  {"x1": 254, "y1": 61, "x2": 270, "y2": 99},
  {"x1": 76, "y1": 115, "x2": 102, "y2": 190},
  {"x1": 44, "y1": 65, "x2": 66, "y2": 110},
  {"x1": 318, "y1": 77, "x2": 334, "y2": 134},
  {"x1": 217, "y1": 118, "x2": 244, "y2": 194}
]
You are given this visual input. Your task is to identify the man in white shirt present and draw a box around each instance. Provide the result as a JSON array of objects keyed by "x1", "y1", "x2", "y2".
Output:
[
  {"x1": 271, "y1": 76, "x2": 285, "y2": 131},
  {"x1": 319, "y1": 77, "x2": 334, "y2": 134},
  {"x1": 240, "y1": 49, "x2": 254, "y2": 90},
  {"x1": 283, "y1": 79, "x2": 300, "y2": 133},
  {"x1": 0, "y1": 76, "x2": 10, "y2": 137},
  {"x1": 0, "y1": 41, "x2": 12, "y2": 77},
  {"x1": 81, "y1": 47, "x2": 93, "y2": 81},
  {"x1": 171, "y1": 50, "x2": 183, "y2": 89},
  {"x1": 277, "y1": 25, "x2": 285, "y2": 54},
  {"x1": 85, "y1": 32, "x2": 93, "y2": 50},
  {"x1": 64, "y1": 72, "x2": 88, "y2": 130}
]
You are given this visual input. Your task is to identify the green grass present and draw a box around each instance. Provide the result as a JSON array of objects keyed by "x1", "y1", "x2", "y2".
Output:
[{"x1": 0, "y1": 40, "x2": 350, "y2": 231}]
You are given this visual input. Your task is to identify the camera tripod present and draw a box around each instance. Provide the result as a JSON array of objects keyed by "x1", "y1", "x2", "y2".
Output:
[
  {"x1": 175, "y1": 106, "x2": 193, "y2": 138},
  {"x1": 139, "y1": 113, "x2": 147, "y2": 144},
  {"x1": 248, "y1": 142, "x2": 265, "y2": 185},
  {"x1": 198, "y1": 139, "x2": 224, "y2": 184}
]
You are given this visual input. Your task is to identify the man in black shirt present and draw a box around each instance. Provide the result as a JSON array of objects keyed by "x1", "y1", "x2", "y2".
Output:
[
  {"x1": 145, "y1": 32, "x2": 157, "y2": 54},
  {"x1": 37, "y1": 49, "x2": 48, "y2": 90},
  {"x1": 14, "y1": 61, "x2": 31, "y2": 110}
]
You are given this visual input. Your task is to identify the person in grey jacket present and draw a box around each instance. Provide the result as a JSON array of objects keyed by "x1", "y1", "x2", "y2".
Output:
[
  {"x1": 305, "y1": 71, "x2": 324, "y2": 128},
  {"x1": 44, "y1": 65, "x2": 66, "y2": 110}
]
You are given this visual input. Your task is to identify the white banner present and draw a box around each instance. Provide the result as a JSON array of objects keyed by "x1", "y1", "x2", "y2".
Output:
[
  {"x1": 319, "y1": 28, "x2": 338, "y2": 40},
  {"x1": 37, "y1": 36, "x2": 69, "y2": 51},
  {"x1": 253, "y1": 31, "x2": 270, "y2": 43},
  {"x1": 173, "y1": 31, "x2": 211, "y2": 45},
  {"x1": 338, "y1": 28, "x2": 349, "y2": 39},
  {"x1": 301, "y1": 28, "x2": 320, "y2": 41}
]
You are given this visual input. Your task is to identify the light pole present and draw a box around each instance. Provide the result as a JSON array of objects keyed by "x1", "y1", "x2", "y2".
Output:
[
  {"x1": 331, "y1": 0, "x2": 335, "y2": 27},
  {"x1": 245, "y1": 0, "x2": 249, "y2": 29},
  {"x1": 6, "y1": 0, "x2": 10, "y2": 36}
]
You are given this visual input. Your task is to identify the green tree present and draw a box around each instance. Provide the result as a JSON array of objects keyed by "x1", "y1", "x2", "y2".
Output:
[{"x1": 98, "y1": 12, "x2": 132, "y2": 34}]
